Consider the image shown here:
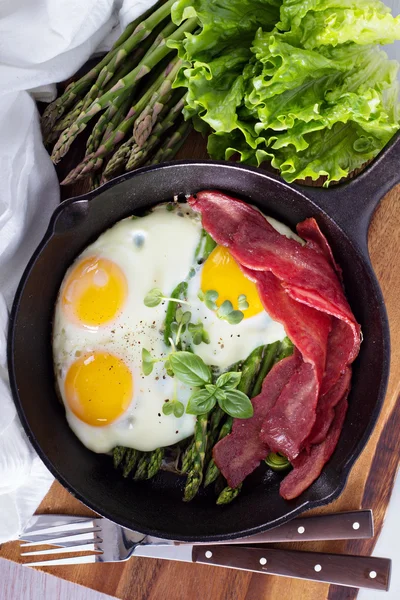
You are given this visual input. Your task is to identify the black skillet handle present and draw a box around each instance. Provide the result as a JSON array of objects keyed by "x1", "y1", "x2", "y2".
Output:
[{"x1": 293, "y1": 131, "x2": 400, "y2": 248}]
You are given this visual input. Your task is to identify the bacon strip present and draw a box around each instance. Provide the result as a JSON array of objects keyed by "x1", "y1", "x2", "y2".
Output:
[
  {"x1": 188, "y1": 190, "x2": 361, "y2": 498},
  {"x1": 212, "y1": 352, "x2": 301, "y2": 489},
  {"x1": 297, "y1": 217, "x2": 343, "y2": 281},
  {"x1": 242, "y1": 269, "x2": 331, "y2": 459},
  {"x1": 306, "y1": 367, "x2": 351, "y2": 447},
  {"x1": 280, "y1": 394, "x2": 349, "y2": 501}
]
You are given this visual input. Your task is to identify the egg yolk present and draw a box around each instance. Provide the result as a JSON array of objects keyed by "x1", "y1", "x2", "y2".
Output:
[
  {"x1": 62, "y1": 256, "x2": 127, "y2": 327},
  {"x1": 201, "y1": 246, "x2": 264, "y2": 318},
  {"x1": 65, "y1": 352, "x2": 133, "y2": 426}
]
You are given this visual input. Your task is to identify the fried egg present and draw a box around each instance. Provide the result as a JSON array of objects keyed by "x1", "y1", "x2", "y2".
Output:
[{"x1": 53, "y1": 202, "x2": 293, "y2": 454}]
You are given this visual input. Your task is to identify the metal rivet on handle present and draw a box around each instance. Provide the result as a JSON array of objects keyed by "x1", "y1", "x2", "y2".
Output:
[
  {"x1": 369, "y1": 571, "x2": 377, "y2": 579},
  {"x1": 205, "y1": 551, "x2": 213, "y2": 559},
  {"x1": 259, "y1": 557, "x2": 267, "y2": 566},
  {"x1": 297, "y1": 526, "x2": 305, "y2": 534},
  {"x1": 352, "y1": 522, "x2": 360, "y2": 530},
  {"x1": 314, "y1": 564, "x2": 322, "y2": 572}
]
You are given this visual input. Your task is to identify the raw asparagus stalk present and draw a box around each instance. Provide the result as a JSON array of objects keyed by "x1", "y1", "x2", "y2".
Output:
[
  {"x1": 122, "y1": 448, "x2": 140, "y2": 477},
  {"x1": 126, "y1": 94, "x2": 186, "y2": 170},
  {"x1": 40, "y1": 11, "x2": 151, "y2": 137},
  {"x1": 183, "y1": 413, "x2": 207, "y2": 501},
  {"x1": 149, "y1": 118, "x2": 192, "y2": 164},
  {"x1": 132, "y1": 60, "x2": 183, "y2": 147},
  {"x1": 216, "y1": 483, "x2": 242, "y2": 505},
  {"x1": 61, "y1": 58, "x2": 181, "y2": 184},
  {"x1": 52, "y1": 18, "x2": 197, "y2": 164},
  {"x1": 86, "y1": 89, "x2": 133, "y2": 157}
]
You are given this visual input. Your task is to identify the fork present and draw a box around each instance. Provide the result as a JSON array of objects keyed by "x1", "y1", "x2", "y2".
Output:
[{"x1": 17, "y1": 510, "x2": 391, "y2": 590}]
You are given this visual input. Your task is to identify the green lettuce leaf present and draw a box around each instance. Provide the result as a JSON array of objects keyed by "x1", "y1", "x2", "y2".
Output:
[{"x1": 172, "y1": 0, "x2": 400, "y2": 185}]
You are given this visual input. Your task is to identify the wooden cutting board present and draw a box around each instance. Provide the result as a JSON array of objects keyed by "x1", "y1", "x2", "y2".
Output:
[{"x1": 1, "y1": 132, "x2": 399, "y2": 600}]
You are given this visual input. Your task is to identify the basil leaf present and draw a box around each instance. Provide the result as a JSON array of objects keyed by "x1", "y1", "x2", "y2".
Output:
[
  {"x1": 205, "y1": 383, "x2": 217, "y2": 394},
  {"x1": 214, "y1": 388, "x2": 226, "y2": 402},
  {"x1": 142, "y1": 348, "x2": 154, "y2": 376},
  {"x1": 173, "y1": 401, "x2": 185, "y2": 418},
  {"x1": 169, "y1": 351, "x2": 211, "y2": 386},
  {"x1": 216, "y1": 371, "x2": 242, "y2": 390},
  {"x1": 144, "y1": 287, "x2": 163, "y2": 307},
  {"x1": 218, "y1": 389, "x2": 254, "y2": 419},
  {"x1": 186, "y1": 389, "x2": 217, "y2": 415},
  {"x1": 162, "y1": 402, "x2": 174, "y2": 416},
  {"x1": 226, "y1": 310, "x2": 244, "y2": 325}
]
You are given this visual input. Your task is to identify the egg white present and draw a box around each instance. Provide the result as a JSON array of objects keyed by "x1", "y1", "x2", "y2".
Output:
[{"x1": 53, "y1": 202, "x2": 295, "y2": 455}]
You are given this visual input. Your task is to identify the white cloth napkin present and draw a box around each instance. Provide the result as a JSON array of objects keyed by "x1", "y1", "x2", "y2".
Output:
[{"x1": 0, "y1": 0, "x2": 157, "y2": 543}]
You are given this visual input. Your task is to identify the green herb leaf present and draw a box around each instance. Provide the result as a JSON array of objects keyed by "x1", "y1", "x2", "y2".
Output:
[
  {"x1": 204, "y1": 289, "x2": 219, "y2": 310},
  {"x1": 216, "y1": 371, "x2": 242, "y2": 390},
  {"x1": 218, "y1": 389, "x2": 254, "y2": 419},
  {"x1": 170, "y1": 322, "x2": 178, "y2": 334},
  {"x1": 197, "y1": 289, "x2": 205, "y2": 301},
  {"x1": 202, "y1": 329, "x2": 210, "y2": 344},
  {"x1": 192, "y1": 332, "x2": 202, "y2": 345},
  {"x1": 186, "y1": 389, "x2": 217, "y2": 415},
  {"x1": 217, "y1": 300, "x2": 233, "y2": 318},
  {"x1": 226, "y1": 310, "x2": 244, "y2": 325},
  {"x1": 144, "y1": 288, "x2": 164, "y2": 307},
  {"x1": 169, "y1": 351, "x2": 212, "y2": 386},
  {"x1": 176, "y1": 307, "x2": 183, "y2": 323},
  {"x1": 165, "y1": 359, "x2": 174, "y2": 377},
  {"x1": 162, "y1": 402, "x2": 174, "y2": 416},
  {"x1": 142, "y1": 348, "x2": 155, "y2": 376},
  {"x1": 238, "y1": 294, "x2": 249, "y2": 311},
  {"x1": 173, "y1": 401, "x2": 185, "y2": 418},
  {"x1": 181, "y1": 311, "x2": 191, "y2": 325}
]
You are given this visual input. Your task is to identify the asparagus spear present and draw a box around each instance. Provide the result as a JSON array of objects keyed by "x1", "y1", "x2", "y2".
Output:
[
  {"x1": 122, "y1": 448, "x2": 140, "y2": 477},
  {"x1": 149, "y1": 118, "x2": 192, "y2": 164},
  {"x1": 180, "y1": 440, "x2": 195, "y2": 474},
  {"x1": 86, "y1": 89, "x2": 133, "y2": 157},
  {"x1": 203, "y1": 416, "x2": 233, "y2": 487},
  {"x1": 61, "y1": 58, "x2": 181, "y2": 184},
  {"x1": 216, "y1": 483, "x2": 242, "y2": 505},
  {"x1": 41, "y1": 11, "x2": 151, "y2": 138},
  {"x1": 183, "y1": 413, "x2": 207, "y2": 501},
  {"x1": 52, "y1": 18, "x2": 197, "y2": 164},
  {"x1": 251, "y1": 340, "x2": 281, "y2": 398},
  {"x1": 113, "y1": 446, "x2": 127, "y2": 468},
  {"x1": 275, "y1": 337, "x2": 294, "y2": 362},
  {"x1": 147, "y1": 447, "x2": 164, "y2": 479},
  {"x1": 134, "y1": 453, "x2": 151, "y2": 480},
  {"x1": 126, "y1": 95, "x2": 186, "y2": 170}
]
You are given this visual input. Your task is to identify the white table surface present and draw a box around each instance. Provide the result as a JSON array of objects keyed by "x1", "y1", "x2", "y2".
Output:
[{"x1": 1, "y1": 2, "x2": 399, "y2": 600}]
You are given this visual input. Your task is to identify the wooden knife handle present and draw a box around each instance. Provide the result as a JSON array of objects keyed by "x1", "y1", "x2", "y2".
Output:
[
  {"x1": 192, "y1": 546, "x2": 391, "y2": 591},
  {"x1": 227, "y1": 510, "x2": 374, "y2": 543}
]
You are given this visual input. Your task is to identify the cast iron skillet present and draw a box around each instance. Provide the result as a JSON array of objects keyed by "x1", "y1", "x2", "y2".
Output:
[{"x1": 7, "y1": 133, "x2": 400, "y2": 542}]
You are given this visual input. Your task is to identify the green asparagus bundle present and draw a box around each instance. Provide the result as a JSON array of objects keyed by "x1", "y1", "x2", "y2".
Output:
[{"x1": 42, "y1": 0, "x2": 196, "y2": 190}]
